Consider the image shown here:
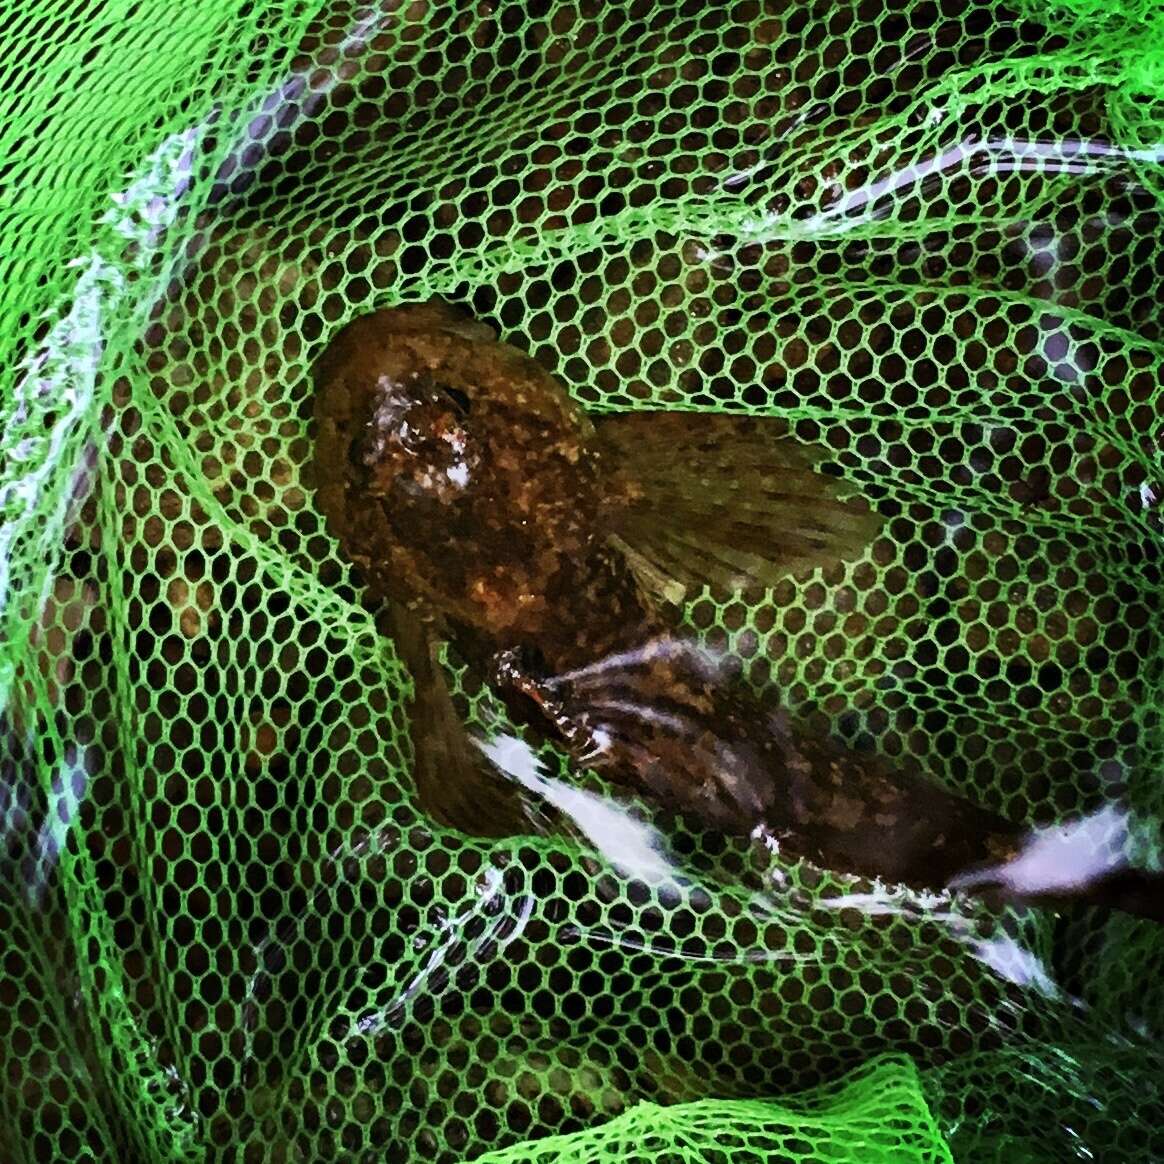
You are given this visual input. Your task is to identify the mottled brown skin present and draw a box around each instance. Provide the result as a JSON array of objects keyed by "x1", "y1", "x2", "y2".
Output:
[
  {"x1": 313, "y1": 303, "x2": 656, "y2": 668},
  {"x1": 313, "y1": 302, "x2": 1158, "y2": 915},
  {"x1": 490, "y1": 636, "x2": 1021, "y2": 884}
]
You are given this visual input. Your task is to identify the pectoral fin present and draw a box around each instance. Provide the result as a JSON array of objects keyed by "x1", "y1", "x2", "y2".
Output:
[
  {"x1": 597, "y1": 412, "x2": 882, "y2": 600},
  {"x1": 387, "y1": 605, "x2": 530, "y2": 838}
]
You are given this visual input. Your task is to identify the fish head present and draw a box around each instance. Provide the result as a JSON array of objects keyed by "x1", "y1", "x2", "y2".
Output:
[{"x1": 314, "y1": 312, "x2": 608, "y2": 636}]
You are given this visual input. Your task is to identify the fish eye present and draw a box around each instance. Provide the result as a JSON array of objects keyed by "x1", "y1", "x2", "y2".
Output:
[
  {"x1": 438, "y1": 385, "x2": 471, "y2": 415},
  {"x1": 347, "y1": 438, "x2": 364, "y2": 471}
]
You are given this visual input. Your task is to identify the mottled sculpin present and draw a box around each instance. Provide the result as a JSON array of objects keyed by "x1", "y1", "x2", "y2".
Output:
[{"x1": 312, "y1": 301, "x2": 1160, "y2": 918}]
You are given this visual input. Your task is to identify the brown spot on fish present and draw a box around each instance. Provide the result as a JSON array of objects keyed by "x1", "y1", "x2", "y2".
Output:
[{"x1": 824, "y1": 795, "x2": 869, "y2": 832}]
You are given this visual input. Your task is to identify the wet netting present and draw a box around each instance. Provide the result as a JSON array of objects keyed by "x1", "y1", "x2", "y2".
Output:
[{"x1": 2, "y1": 0, "x2": 1164, "y2": 1160}]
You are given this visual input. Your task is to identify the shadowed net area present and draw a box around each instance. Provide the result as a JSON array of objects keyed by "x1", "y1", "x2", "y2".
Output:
[{"x1": 1, "y1": 0, "x2": 1163, "y2": 1161}]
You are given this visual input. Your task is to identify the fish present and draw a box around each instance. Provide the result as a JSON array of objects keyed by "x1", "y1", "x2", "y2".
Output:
[{"x1": 311, "y1": 300, "x2": 1162, "y2": 919}]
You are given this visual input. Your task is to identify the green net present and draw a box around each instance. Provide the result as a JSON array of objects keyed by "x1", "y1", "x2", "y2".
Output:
[
  {"x1": 2, "y1": 0, "x2": 1163, "y2": 1161},
  {"x1": 472, "y1": 1055, "x2": 953, "y2": 1164}
]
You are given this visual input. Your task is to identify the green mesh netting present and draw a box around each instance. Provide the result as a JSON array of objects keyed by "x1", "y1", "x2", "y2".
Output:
[
  {"x1": 471, "y1": 1055, "x2": 953, "y2": 1163},
  {"x1": 2, "y1": 1, "x2": 1164, "y2": 1161}
]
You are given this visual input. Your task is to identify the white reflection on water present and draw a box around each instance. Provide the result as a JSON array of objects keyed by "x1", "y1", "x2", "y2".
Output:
[
  {"x1": 29, "y1": 750, "x2": 88, "y2": 907},
  {"x1": 950, "y1": 805, "x2": 1131, "y2": 898},
  {"x1": 477, "y1": 733, "x2": 679, "y2": 888},
  {"x1": 969, "y1": 930, "x2": 1063, "y2": 1001}
]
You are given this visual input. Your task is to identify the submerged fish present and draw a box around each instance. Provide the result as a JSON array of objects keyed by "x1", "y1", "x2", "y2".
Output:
[{"x1": 312, "y1": 300, "x2": 1160, "y2": 917}]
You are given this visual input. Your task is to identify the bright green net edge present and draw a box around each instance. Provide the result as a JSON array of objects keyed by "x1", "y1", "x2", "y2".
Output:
[{"x1": 474, "y1": 1055, "x2": 953, "y2": 1164}]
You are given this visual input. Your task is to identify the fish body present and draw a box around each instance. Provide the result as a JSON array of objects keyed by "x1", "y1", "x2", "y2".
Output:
[
  {"x1": 313, "y1": 301, "x2": 1159, "y2": 917},
  {"x1": 488, "y1": 636, "x2": 1028, "y2": 885},
  {"x1": 312, "y1": 299, "x2": 878, "y2": 839}
]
